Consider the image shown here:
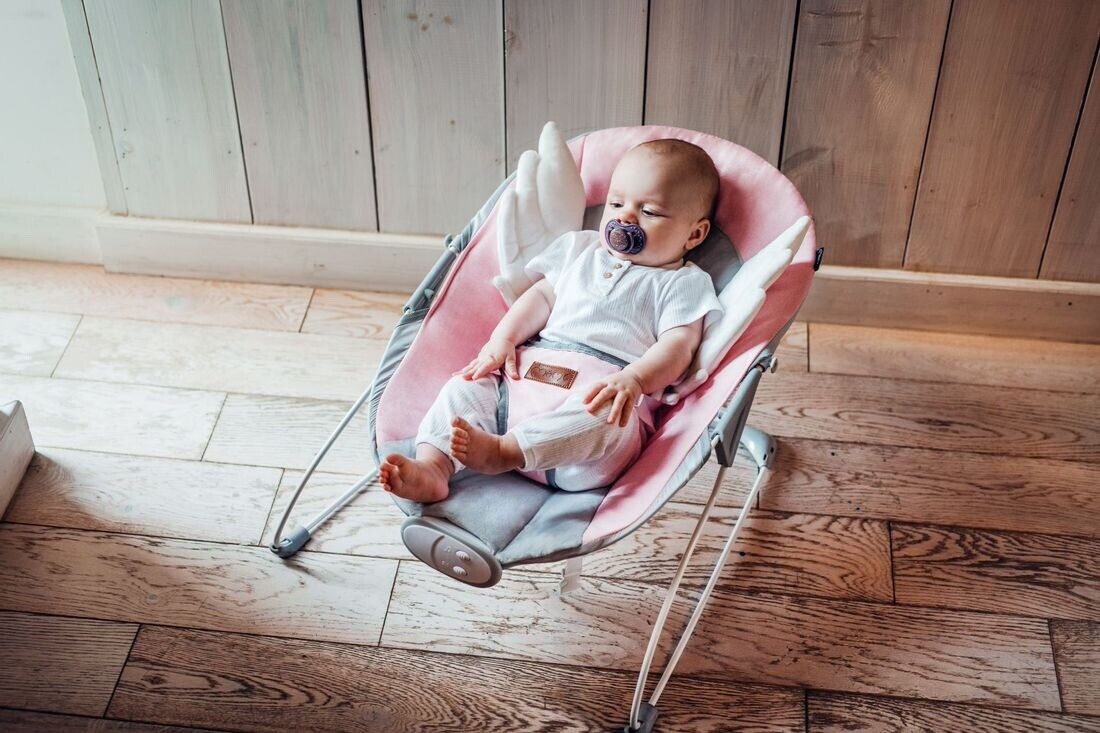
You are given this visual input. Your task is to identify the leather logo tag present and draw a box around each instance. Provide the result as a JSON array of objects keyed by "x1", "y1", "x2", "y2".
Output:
[{"x1": 523, "y1": 361, "x2": 578, "y2": 390}]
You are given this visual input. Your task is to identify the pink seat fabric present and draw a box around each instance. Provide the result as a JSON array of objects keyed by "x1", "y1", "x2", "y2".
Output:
[{"x1": 375, "y1": 125, "x2": 816, "y2": 544}]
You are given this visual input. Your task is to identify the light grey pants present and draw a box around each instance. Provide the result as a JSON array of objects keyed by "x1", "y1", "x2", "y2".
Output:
[{"x1": 414, "y1": 372, "x2": 648, "y2": 491}]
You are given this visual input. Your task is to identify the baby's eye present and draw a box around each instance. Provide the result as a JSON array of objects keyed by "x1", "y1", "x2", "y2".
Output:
[
  {"x1": 642, "y1": 209, "x2": 660, "y2": 217},
  {"x1": 609, "y1": 202, "x2": 622, "y2": 209}
]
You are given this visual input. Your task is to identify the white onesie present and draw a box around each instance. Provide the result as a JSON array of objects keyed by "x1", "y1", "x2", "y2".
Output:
[
  {"x1": 414, "y1": 229, "x2": 723, "y2": 492},
  {"x1": 524, "y1": 229, "x2": 723, "y2": 361}
]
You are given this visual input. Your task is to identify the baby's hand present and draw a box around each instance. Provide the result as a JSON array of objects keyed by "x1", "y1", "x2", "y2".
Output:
[
  {"x1": 583, "y1": 370, "x2": 644, "y2": 427},
  {"x1": 457, "y1": 336, "x2": 520, "y2": 381}
]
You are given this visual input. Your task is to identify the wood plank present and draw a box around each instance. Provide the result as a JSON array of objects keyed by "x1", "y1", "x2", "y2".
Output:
[
  {"x1": 362, "y1": 0, "x2": 504, "y2": 234},
  {"x1": 760, "y1": 439, "x2": 1100, "y2": 538},
  {"x1": 0, "y1": 309, "x2": 80, "y2": 376},
  {"x1": 299, "y1": 288, "x2": 408, "y2": 338},
  {"x1": 803, "y1": 265, "x2": 1100, "y2": 344},
  {"x1": 383, "y1": 563, "x2": 1061, "y2": 709},
  {"x1": 53, "y1": 316, "x2": 381, "y2": 402},
  {"x1": 0, "y1": 710, "x2": 228, "y2": 733},
  {"x1": 1043, "y1": 45, "x2": 1100, "y2": 283},
  {"x1": 110, "y1": 625, "x2": 805, "y2": 733},
  {"x1": 809, "y1": 691, "x2": 1100, "y2": 733},
  {"x1": 682, "y1": 593, "x2": 1060, "y2": 710},
  {"x1": 0, "y1": 375, "x2": 223, "y2": 460},
  {"x1": 892, "y1": 524, "x2": 1100, "y2": 620},
  {"x1": 752, "y1": 372, "x2": 1100, "y2": 462},
  {"x1": 777, "y1": 321, "x2": 808, "y2": 373},
  {"x1": 573, "y1": 504, "x2": 893, "y2": 602},
  {"x1": 1051, "y1": 620, "x2": 1100, "y2": 716},
  {"x1": 0, "y1": 610, "x2": 137, "y2": 716},
  {"x1": 504, "y1": 0, "x2": 646, "y2": 172},
  {"x1": 0, "y1": 524, "x2": 396, "y2": 646},
  {"x1": 264, "y1": 474, "x2": 891, "y2": 602},
  {"x1": 222, "y1": 0, "x2": 378, "y2": 231},
  {"x1": 203, "y1": 393, "x2": 374, "y2": 473},
  {"x1": 7, "y1": 447, "x2": 281, "y2": 544},
  {"x1": 647, "y1": 0, "x2": 796, "y2": 165},
  {"x1": 382, "y1": 562, "x2": 679, "y2": 669},
  {"x1": 809, "y1": 323, "x2": 1100, "y2": 393},
  {"x1": 783, "y1": 0, "x2": 949, "y2": 266},
  {"x1": 0, "y1": 258, "x2": 312, "y2": 332},
  {"x1": 82, "y1": 0, "x2": 250, "y2": 222},
  {"x1": 905, "y1": 0, "x2": 1100, "y2": 277},
  {"x1": 60, "y1": 0, "x2": 127, "y2": 213}
]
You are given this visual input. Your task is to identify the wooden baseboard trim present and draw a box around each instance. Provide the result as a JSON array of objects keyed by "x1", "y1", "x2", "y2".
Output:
[
  {"x1": 804, "y1": 265, "x2": 1100, "y2": 343},
  {"x1": 96, "y1": 214, "x2": 444, "y2": 293},
  {"x1": 0, "y1": 205, "x2": 102, "y2": 264}
]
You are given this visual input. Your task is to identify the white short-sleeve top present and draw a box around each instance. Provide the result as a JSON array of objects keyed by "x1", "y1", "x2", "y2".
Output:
[{"x1": 523, "y1": 229, "x2": 723, "y2": 364}]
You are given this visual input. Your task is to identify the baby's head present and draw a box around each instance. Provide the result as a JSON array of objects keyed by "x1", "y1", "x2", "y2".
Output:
[{"x1": 599, "y1": 139, "x2": 719, "y2": 268}]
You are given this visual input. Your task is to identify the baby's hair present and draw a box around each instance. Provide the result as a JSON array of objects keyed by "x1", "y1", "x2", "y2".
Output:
[{"x1": 633, "y1": 138, "x2": 720, "y2": 221}]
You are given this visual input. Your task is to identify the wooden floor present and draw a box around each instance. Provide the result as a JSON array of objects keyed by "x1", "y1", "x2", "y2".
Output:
[{"x1": 1, "y1": 257, "x2": 1099, "y2": 732}]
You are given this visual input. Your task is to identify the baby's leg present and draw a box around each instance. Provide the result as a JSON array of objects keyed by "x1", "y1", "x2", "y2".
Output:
[
  {"x1": 380, "y1": 374, "x2": 500, "y2": 502},
  {"x1": 508, "y1": 390, "x2": 648, "y2": 490}
]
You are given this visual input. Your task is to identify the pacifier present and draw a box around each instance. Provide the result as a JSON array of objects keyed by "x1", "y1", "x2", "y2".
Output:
[{"x1": 604, "y1": 219, "x2": 646, "y2": 255}]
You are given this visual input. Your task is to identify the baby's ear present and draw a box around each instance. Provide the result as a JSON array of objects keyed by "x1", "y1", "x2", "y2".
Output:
[{"x1": 686, "y1": 217, "x2": 711, "y2": 249}]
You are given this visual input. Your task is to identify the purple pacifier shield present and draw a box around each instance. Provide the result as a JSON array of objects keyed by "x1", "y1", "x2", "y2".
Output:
[{"x1": 604, "y1": 219, "x2": 646, "y2": 255}]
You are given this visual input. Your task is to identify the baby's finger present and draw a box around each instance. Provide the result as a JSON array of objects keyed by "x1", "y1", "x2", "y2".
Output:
[
  {"x1": 459, "y1": 357, "x2": 480, "y2": 379},
  {"x1": 505, "y1": 354, "x2": 519, "y2": 379},
  {"x1": 582, "y1": 382, "x2": 606, "y2": 404},
  {"x1": 608, "y1": 391, "x2": 629, "y2": 424},
  {"x1": 619, "y1": 399, "x2": 632, "y2": 427},
  {"x1": 586, "y1": 386, "x2": 614, "y2": 413}
]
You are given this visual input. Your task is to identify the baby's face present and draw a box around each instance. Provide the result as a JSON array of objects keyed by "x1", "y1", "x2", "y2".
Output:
[{"x1": 599, "y1": 149, "x2": 711, "y2": 268}]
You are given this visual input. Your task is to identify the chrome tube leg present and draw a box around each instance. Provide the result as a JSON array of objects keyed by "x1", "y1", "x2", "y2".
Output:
[
  {"x1": 627, "y1": 439, "x2": 727, "y2": 731},
  {"x1": 269, "y1": 381, "x2": 376, "y2": 558},
  {"x1": 646, "y1": 464, "x2": 769, "y2": 708}
]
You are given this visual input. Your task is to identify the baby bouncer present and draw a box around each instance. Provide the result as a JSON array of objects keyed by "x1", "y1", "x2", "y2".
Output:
[{"x1": 271, "y1": 122, "x2": 819, "y2": 732}]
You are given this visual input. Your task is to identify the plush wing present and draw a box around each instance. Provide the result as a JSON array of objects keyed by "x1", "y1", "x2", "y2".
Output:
[
  {"x1": 661, "y1": 216, "x2": 811, "y2": 405},
  {"x1": 492, "y1": 121, "x2": 586, "y2": 305}
]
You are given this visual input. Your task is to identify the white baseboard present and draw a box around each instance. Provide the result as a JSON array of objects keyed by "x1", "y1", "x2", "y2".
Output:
[
  {"x1": 0, "y1": 204, "x2": 102, "y2": 263},
  {"x1": 805, "y1": 265, "x2": 1100, "y2": 343},
  {"x1": 96, "y1": 214, "x2": 445, "y2": 293}
]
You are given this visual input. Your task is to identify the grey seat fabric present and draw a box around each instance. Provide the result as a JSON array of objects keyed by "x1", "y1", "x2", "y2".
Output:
[{"x1": 374, "y1": 212, "x2": 742, "y2": 568}]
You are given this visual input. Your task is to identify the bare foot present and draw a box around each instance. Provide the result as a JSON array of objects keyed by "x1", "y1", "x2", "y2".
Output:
[
  {"x1": 450, "y1": 417, "x2": 525, "y2": 474},
  {"x1": 379, "y1": 453, "x2": 450, "y2": 502}
]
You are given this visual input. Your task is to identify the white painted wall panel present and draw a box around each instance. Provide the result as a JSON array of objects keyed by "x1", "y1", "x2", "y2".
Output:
[
  {"x1": 223, "y1": 0, "x2": 378, "y2": 231},
  {"x1": 83, "y1": 0, "x2": 251, "y2": 222}
]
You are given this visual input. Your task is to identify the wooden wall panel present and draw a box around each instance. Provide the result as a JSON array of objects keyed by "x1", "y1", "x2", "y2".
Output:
[
  {"x1": 222, "y1": 0, "x2": 378, "y2": 231},
  {"x1": 60, "y1": 0, "x2": 127, "y2": 214},
  {"x1": 362, "y1": 0, "x2": 503, "y2": 235},
  {"x1": 647, "y1": 0, "x2": 796, "y2": 166},
  {"x1": 82, "y1": 0, "x2": 251, "y2": 222},
  {"x1": 905, "y1": 0, "x2": 1100, "y2": 277},
  {"x1": 505, "y1": 0, "x2": 646, "y2": 172},
  {"x1": 782, "y1": 0, "x2": 949, "y2": 267},
  {"x1": 1042, "y1": 47, "x2": 1100, "y2": 282}
]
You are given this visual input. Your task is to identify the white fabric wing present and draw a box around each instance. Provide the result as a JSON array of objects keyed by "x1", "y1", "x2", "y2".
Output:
[
  {"x1": 492, "y1": 121, "x2": 586, "y2": 306},
  {"x1": 661, "y1": 216, "x2": 811, "y2": 405}
]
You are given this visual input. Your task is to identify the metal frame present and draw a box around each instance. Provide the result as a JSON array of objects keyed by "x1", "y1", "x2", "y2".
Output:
[{"x1": 617, "y1": 355, "x2": 776, "y2": 733}]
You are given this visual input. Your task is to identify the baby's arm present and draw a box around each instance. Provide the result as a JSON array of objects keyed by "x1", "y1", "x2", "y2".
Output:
[
  {"x1": 460, "y1": 279, "x2": 555, "y2": 380},
  {"x1": 583, "y1": 319, "x2": 704, "y2": 426}
]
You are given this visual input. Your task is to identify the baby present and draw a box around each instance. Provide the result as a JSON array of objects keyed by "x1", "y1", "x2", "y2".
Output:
[{"x1": 380, "y1": 139, "x2": 723, "y2": 502}]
